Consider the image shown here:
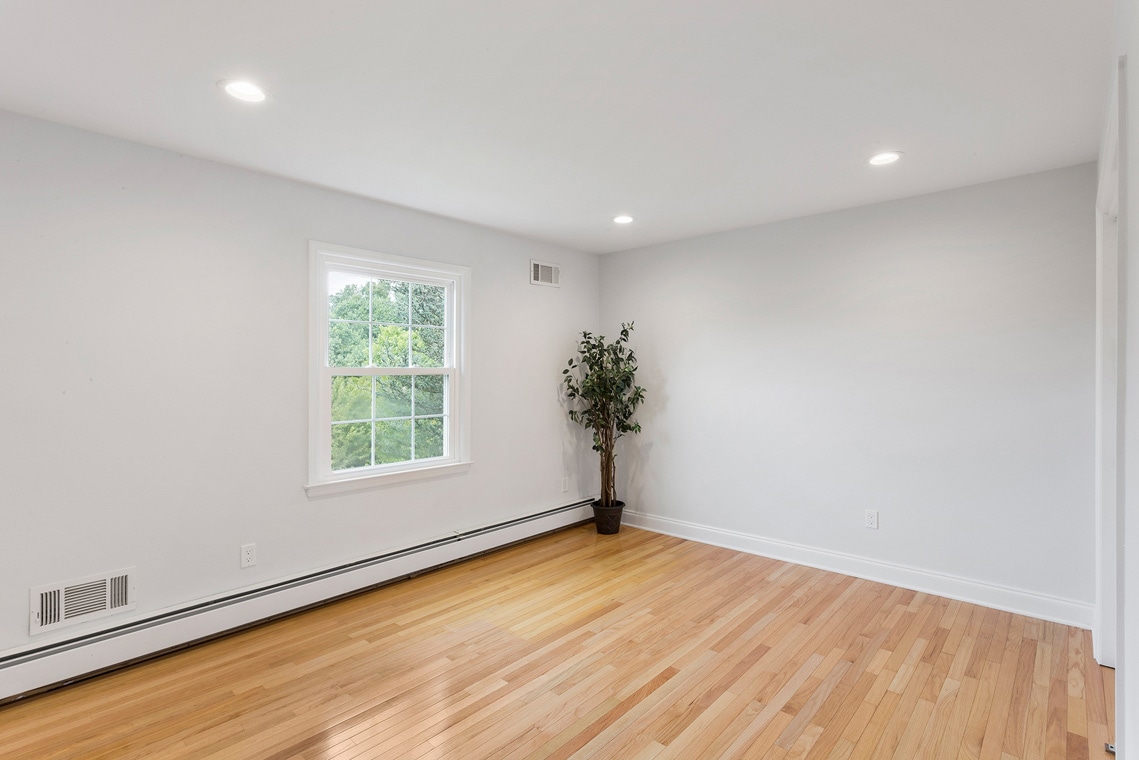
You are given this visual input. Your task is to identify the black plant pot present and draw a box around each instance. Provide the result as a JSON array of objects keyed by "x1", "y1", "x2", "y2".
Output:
[{"x1": 592, "y1": 500, "x2": 625, "y2": 535}]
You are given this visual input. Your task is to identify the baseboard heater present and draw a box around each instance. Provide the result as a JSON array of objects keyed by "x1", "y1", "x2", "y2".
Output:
[{"x1": 0, "y1": 500, "x2": 594, "y2": 703}]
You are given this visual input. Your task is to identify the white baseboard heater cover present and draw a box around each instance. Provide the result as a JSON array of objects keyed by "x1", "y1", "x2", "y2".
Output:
[{"x1": 1, "y1": 501, "x2": 592, "y2": 702}]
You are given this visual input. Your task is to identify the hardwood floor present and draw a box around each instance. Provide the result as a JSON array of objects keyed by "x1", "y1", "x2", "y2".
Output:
[{"x1": 0, "y1": 526, "x2": 1115, "y2": 759}]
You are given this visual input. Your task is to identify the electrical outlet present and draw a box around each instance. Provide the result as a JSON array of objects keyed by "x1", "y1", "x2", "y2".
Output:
[
  {"x1": 561, "y1": 475, "x2": 568, "y2": 493},
  {"x1": 864, "y1": 510, "x2": 879, "y2": 530},
  {"x1": 241, "y1": 543, "x2": 256, "y2": 568}
]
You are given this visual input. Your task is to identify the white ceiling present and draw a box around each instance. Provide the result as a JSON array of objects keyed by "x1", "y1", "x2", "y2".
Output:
[{"x1": 0, "y1": 0, "x2": 1117, "y2": 253}]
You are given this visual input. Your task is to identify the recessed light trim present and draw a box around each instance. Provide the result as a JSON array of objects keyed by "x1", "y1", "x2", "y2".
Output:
[
  {"x1": 613, "y1": 215, "x2": 635, "y2": 224},
  {"x1": 219, "y1": 79, "x2": 267, "y2": 103},
  {"x1": 868, "y1": 151, "x2": 902, "y2": 166}
]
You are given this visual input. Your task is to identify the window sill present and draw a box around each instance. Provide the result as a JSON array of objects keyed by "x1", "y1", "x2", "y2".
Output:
[{"x1": 305, "y1": 461, "x2": 472, "y2": 498}]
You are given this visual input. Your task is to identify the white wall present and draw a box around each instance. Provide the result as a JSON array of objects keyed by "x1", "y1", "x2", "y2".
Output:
[
  {"x1": 0, "y1": 110, "x2": 599, "y2": 657},
  {"x1": 602, "y1": 164, "x2": 1097, "y2": 622}
]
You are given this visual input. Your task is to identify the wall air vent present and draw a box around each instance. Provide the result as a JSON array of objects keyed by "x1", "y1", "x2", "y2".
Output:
[
  {"x1": 30, "y1": 568, "x2": 136, "y2": 635},
  {"x1": 530, "y1": 260, "x2": 561, "y2": 287}
]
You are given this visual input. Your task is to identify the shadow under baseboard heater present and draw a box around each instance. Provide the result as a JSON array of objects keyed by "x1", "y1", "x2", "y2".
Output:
[{"x1": 0, "y1": 500, "x2": 593, "y2": 701}]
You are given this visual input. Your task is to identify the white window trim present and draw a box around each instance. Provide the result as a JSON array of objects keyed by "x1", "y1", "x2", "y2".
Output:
[{"x1": 305, "y1": 241, "x2": 472, "y2": 497}]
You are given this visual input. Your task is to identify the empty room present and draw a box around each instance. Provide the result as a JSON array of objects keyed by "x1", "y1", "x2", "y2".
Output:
[{"x1": 1, "y1": 1, "x2": 1137, "y2": 758}]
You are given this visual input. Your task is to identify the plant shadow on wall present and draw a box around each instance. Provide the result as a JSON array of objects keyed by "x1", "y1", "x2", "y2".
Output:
[
  {"x1": 617, "y1": 357, "x2": 666, "y2": 527},
  {"x1": 560, "y1": 391, "x2": 597, "y2": 507},
  {"x1": 563, "y1": 323, "x2": 646, "y2": 534}
]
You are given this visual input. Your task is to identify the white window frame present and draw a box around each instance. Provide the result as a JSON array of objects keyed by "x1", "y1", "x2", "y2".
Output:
[{"x1": 305, "y1": 241, "x2": 471, "y2": 497}]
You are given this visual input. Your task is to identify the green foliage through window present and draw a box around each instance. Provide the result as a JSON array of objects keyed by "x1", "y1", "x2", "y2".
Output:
[{"x1": 328, "y1": 274, "x2": 450, "y2": 472}]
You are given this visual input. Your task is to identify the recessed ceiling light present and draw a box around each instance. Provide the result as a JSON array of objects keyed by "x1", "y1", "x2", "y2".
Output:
[
  {"x1": 613, "y1": 215, "x2": 634, "y2": 224},
  {"x1": 219, "y1": 80, "x2": 267, "y2": 103},
  {"x1": 868, "y1": 151, "x2": 902, "y2": 166}
]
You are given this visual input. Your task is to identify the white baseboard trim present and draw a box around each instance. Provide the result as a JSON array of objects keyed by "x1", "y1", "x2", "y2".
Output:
[
  {"x1": 623, "y1": 510, "x2": 1094, "y2": 630},
  {"x1": 0, "y1": 503, "x2": 593, "y2": 703}
]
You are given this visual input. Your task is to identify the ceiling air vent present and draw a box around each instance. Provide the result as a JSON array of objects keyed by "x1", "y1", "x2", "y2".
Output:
[
  {"x1": 30, "y1": 568, "x2": 136, "y2": 635},
  {"x1": 530, "y1": 260, "x2": 561, "y2": 288}
]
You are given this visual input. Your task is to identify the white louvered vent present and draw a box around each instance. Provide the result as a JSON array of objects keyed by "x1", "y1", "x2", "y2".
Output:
[
  {"x1": 30, "y1": 568, "x2": 136, "y2": 635},
  {"x1": 530, "y1": 260, "x2": 561, "y2": 287}
]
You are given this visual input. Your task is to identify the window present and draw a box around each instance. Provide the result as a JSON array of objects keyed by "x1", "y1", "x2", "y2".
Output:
[{"x1": 307, "y1": 242, "x2": 471, "y2": 495}]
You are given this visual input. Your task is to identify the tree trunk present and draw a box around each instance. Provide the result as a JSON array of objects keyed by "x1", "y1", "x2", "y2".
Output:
[{"x1": 600, "y1": 422, "x2": 616, "y2": 508}]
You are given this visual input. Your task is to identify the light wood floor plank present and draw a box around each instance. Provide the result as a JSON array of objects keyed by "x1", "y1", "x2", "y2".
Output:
[{"x1": 0, "y1": 526, "x2": 1115, "y2": 759}]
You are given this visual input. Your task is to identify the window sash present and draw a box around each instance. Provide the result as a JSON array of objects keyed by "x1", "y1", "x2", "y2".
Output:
[{"x1": 327, "y1": 370, "x2": 452, "y2": 470}]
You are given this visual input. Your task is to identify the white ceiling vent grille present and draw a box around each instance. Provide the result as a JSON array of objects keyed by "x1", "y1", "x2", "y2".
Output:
[
  {"x1": 530, "y1": 260, "x2": 561, "y2": 287},
  {"x1": 30, "y1": 568, "x2": 136, "y2": 635}
]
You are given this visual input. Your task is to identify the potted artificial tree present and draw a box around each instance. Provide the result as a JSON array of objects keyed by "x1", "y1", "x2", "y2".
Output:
[{"x1": 563, "y1": 323, "x2": 646, "y2": 534}]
